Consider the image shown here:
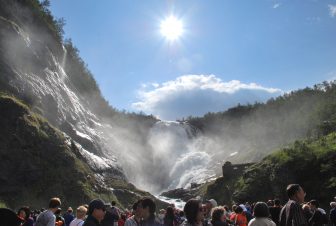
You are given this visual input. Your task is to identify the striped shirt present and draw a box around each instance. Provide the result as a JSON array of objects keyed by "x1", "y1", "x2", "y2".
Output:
[{"x1": 279, "y1": 200, "x2": 308, "y2": 226}]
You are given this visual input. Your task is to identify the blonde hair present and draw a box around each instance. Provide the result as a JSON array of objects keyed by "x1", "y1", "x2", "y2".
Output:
[{"x1": 76, "y1": 206, "x2": 87, "y2": 218}]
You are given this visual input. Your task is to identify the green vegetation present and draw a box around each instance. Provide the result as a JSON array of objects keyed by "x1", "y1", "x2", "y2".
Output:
[
  {"x1": 0, "y1": 94, "x2": 163, "y2": 209},
  {"x1": 201, "y1": 132, "x2": 336, "y2": 208},
  {"x1": 187, "y1": 81, "x2": 336, "y2": 163}
]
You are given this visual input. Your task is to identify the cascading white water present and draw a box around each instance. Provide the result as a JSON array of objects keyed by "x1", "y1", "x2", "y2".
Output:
[{"x1": 147, "y1": 121, "x2": 216, "y2": 192}]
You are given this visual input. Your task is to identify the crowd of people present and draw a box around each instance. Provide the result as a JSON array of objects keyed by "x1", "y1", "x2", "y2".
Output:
[{"x1": 1, "y1": 184, "x2": 336, "y2": 226}]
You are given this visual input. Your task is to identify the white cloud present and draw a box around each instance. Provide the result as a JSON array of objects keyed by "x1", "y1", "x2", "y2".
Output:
[
  {"x1": 273, "y1": 3, "x2": 281, "y2": 9},
  {"x1": 132, "y1": 75, "x2": 283, "y2": 120},
  {"x1": 329, "y1": 4, "x2": 336, "y2": 17}
]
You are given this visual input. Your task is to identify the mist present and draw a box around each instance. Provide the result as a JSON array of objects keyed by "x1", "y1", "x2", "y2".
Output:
[{"x1": 0, "y1": 0, "x2": 323, "y2": 196}]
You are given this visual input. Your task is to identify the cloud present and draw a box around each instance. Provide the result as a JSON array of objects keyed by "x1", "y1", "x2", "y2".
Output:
[
  {"x1": 329, "y1": 4, "x2": 336, "y2": 17},
  {"x1": 273, "y1": 3, "x2": 281, "y2": 9},
  {"x1": 132, "y1": 75, "x2": 283, "y2": 120}
]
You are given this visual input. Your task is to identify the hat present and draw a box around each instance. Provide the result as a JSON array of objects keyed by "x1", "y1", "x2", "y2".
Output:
[
  {"x1": 207, "y1": 199, "x2": 218, "y2": 207},
  {"x1": 88, "y1": 199, "x2": 105, "y2": 215}
]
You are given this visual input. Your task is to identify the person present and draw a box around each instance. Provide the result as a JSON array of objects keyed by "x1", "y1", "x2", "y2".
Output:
[
  {"x1": 279, "y1": 184, "x2": 307, "y2": 226},
  {"x1": 17, "y1": 207, "x2": 26, "y2": 222},
  {"x1": 64, "y1": 207, "x2": 75, "y2": 226},
  {"x1": 0, "y1": 208, "x2": 25, "y2": 226},
  {"x1": 248, "y1": 202, "x2": 276, "y2": 226},
  {"x1": 141, "y1": 197, "x2": 159, "y2": 226},
  {"x1": 21, "y1": 206, "x2": 34, "y2": 226},
  {"x1": 55, "y1": 208, "x2": 66, "y2": 226},
  {"x1": 83, "y1": 199, "x2": 106, "y2": 226},
  {"x1": 35, "y1": 197, "x2": 62, "y2": 226},
  {"x1": 210, "y1": 207, "x2": 228, "y2": 226},
  {"x1": 205, "y1": 200, "x2": 218, "y2": 226},
  {"x1": 229, "y1": 206, "x2": 247, "y2": 226},
  {"x1": 70, "y1": 206, "x2": 87, "y2": 226},
  {"x1": 308, "y1": 200, "x2": 325, "y2": 226},
  {"x1": 164, "y1": 206, "x2": 176, "y2": 226},
  {"x1": 124, "y1": 200, "x2": 142, "y2": 226},
  {"x1": 101, "y1": 201, "x2": 120, "y2": 226},
  {"x1": 118, "y1": 213, "x2": 127, "y2": 226},
  {"x1": 182, "y1": 199, "x2": 206, "y2": 226},
  {"x1": 330, "y1": 202, "x2": 336, "y2": 226},
  {"x1": 157, "y1": 209, "x2": 166, "y2": 225},
  {"x1": 269, "y1": 199, "x2": 282, "y2": 226},
  {"x1": 302, "y1": 204, "x2": 312, "y2": 222}
]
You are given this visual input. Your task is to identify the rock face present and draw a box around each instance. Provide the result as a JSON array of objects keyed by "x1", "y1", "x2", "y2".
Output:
[
  {"x1": 0, "y1": 0, "x2": 132, "y2": 180},
  {"x1": 0, "y1": 0, "x2": 162, "y2": 208}
]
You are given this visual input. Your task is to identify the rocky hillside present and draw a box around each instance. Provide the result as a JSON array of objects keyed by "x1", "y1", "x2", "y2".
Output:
[
  {"x1": 164, "y1": 132, "x2": 336, "y2": 208},
  {"x1": 0, "y1": 94, "x2": 165, "y2": 209},
  {"x1": 0, "y1": 0, "x2": 163, "y2": 209}
]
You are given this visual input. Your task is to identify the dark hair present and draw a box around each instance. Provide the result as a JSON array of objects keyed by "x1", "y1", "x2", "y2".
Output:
[
  {"x1": 253, "y1": 202, "x2": 270, "y2": 218},
  {"x1": 274, "y1": 199, "x2": 281, "y2": 206},
  {"x1": 309, "y1": 200, "x2": 319, "y2": 208},
  {"x1": 286, "y1": 184, "x2": 301, "y2": 198},
  {"x1": 17, "y1": 207, "x2": 29, "y2": 219},
  {"x1": 234, "y1": 206, "x2": 243, "y2": 214},
  {"x1": 179, "y1": 211, "x2": 185, "y2": 217},
  {"x1": 111, "y1": 201, "x2": 116, "y2": 206},
  {"x1": 184, "y1": 199, "x2": 201, "y2": 225},
  {"x1": 164, "y1": 206, "x2": 175, "y2": 226},
  {"x1": 165, "y1": 206, "x2": 175, "y2": 219},
  {"x1": 49, "y1": 197, "x2": 61, "y2": 209},
  {"x1": 211, "y1": 207, "x2": 225, "y2": 224},
  {"x1": 55, "y1": 208, "x2": 62, "y2": 215},
  {"x1": 132, "y1": 200, "x2": 141, "y2": 211},
  {"x1": 141, "y1": 198, "x2": 156, "y2": 223},
  {"x1": 267, "y1": 200, "x2": 274, "y2": 206},
  {"x1": 223, "y1": 205, "x2": 229, "y2": 212}
]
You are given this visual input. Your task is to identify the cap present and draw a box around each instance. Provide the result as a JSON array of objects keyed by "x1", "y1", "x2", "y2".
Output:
[{"x1": 207, "y1": 199, "x2": 218, "y2": 207}]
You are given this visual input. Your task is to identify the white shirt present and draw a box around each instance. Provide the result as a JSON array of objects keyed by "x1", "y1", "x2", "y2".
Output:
[
  {"x1": 248, "y1": 217, "x2": 276, "y2": 226},
  {"x1": 69, "y1": 218, "x2": 85, "y2": 226}
]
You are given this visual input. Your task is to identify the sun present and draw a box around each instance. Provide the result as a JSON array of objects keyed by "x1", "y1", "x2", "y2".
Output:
[{"x1": 160, "y1": 16, "x2": 184, "y2": 41}]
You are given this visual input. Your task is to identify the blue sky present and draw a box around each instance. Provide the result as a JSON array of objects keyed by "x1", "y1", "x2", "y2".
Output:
[{"x1": 50, "y1": 0, "x2": 336, "y2": 120}]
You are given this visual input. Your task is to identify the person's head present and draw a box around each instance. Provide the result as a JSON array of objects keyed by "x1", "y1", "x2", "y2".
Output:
[
  {"x1": 223, "y1": 205, "x2": 229, "y2": 212},
  {"x1": 132, "y1": 200, "x2": 143, "y2": 217},
  {"x1": 211, "y1": 207, "x2": 226, "y2": 223},
  {"x1": 330, "y1": 202, "x2": 336, "y2": 209},
  {"x1": 274, "y1": 199, "x2": 281, "y2": 206},
  {"x1": 183, "y1": 199, "x2": 205, "y2": 225},
  {"x1": 253, "y1": 202, "x2": 270, "y2": 218},
  {"x1": 55, "y1": 208, "x2": 62, "y2": 215},
  {"x1": 234, "y1": 206, "x2": 243, "y2": 214},
  {"x1": 111, "y1": 201, "x2": 116, "y2": 207},
  {"x1": 267, "y1": 200, "x2": 274, "y2": 207},
  {"x1": 88, "y1": 199, "x2": 106, "y2": 222},
  {"x1": 141, "y1": 198, "x2": 156, "y2": 222},
  {"x1": 302, "y1": 204, "x2": 311, "y2": 212},
  {"x1": 165, "y1": 206, "x2": 175, "y2": 219},
  {"x1": 308, "y1": 200, "x2": 319, "y2": 211},
  {"x1": 48, "y1": 197, "x2": 61, "y2": 212},
  {"x1": 17, "y1": 208, "x2": 26, "y2": 219},
  {"x1": 179, "y1": 211, "x2": 185, "y2": 217},
  {"x1": 206, "y1": 199, "x2": 217, "y2": 214},
  {"x1": 76, "y1": 206, "x2": 87, "y2": 220},
  {"x1": 231, "y1": 205, "x2": 237, "y2": 212},
  {"x1": 286, "y1": 184, "x2": 305, "y2": 203},
  {"x1": 67, "y1": 207, "x2": 73, "y2": 213}
]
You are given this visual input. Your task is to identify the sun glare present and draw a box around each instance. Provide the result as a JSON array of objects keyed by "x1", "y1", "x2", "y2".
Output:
[{"x1": 160, "y1": 16, "x2": 184, "y2": 41}]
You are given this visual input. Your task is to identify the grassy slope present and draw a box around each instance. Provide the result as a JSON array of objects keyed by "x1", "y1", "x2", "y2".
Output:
[
  {"x1": 0, "y1": 94, "x2": 166, "y2": 210},
  {"x1": 201, "y1": 133, "x2": 336, "y2": 208}
]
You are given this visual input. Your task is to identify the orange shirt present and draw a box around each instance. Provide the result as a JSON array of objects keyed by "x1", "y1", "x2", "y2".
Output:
[{"x1": 230, "y1": 213, "x2": 247, "y2": 226}]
